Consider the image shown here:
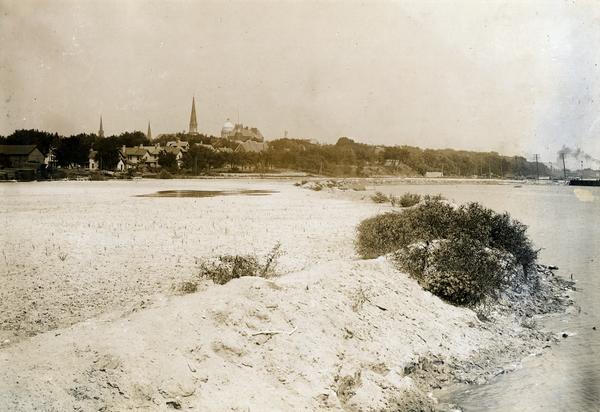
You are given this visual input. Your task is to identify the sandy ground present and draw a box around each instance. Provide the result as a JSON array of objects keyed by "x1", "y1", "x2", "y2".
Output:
[
  {"x1": 0, "y1": 179, "x2": 572, "y2": 411},
  {"x1": 0, "y1": 179, "x2": 378, "y2": 343}
]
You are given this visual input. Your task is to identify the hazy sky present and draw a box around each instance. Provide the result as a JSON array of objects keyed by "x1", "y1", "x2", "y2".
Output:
[{"x1": 1, "y1": 0, "x2": 600, "y2": 164}]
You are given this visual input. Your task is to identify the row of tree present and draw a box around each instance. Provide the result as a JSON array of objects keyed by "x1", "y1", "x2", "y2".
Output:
[{"x1": 0, "y1": 129, "x2": 550, "y2": 178}]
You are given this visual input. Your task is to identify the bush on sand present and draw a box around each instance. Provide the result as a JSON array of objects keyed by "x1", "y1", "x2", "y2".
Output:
[
  {"x1": 188, "y1": 242, "x2": 284, "y2": 287},
  {"x1": 395, "y1": 193, "x2": 421, "y2": 208},
  {"x1": 356, "y1": 196, "x2": 538, "y2": 305},
  {"x1": 371, "y1": 191, "x2": 389, "y2": 203},
  {"x1": 200, "y1": 255, "x2": 262, "y2": 285}
]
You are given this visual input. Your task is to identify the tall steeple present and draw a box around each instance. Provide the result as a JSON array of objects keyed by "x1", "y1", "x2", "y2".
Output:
[
  {"x1": 188, "y1": 97, "x2": 198, "y2": 134},
  {"x1": 98, "y1": 116, "x2": 104, "y2": 138},
  {"x1": 147, "y1": 122, "x2": 152, "y2": 140}
]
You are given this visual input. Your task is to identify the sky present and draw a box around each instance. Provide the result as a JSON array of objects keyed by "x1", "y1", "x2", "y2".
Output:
[{"x1": 1, "y1": 0, "x2": 600, "y2": 165}]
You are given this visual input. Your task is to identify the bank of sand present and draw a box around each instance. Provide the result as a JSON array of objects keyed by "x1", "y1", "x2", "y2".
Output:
[{"x1": 0, "y1": 179, "x2": 573, "y2": 410}]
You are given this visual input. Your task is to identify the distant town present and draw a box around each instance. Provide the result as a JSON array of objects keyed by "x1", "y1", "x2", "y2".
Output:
[{"x1": 0, "y1": 97, "x2": 598, "y2": 181}]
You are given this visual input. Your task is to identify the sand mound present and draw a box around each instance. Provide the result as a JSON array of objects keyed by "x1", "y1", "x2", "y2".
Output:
[{"x1": 1, "y1": 257, "x2": 493, "y2": 410}]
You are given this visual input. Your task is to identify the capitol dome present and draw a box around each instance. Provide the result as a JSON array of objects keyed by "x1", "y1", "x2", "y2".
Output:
[{"x1": 222, "y1": 118, "x2": 235, "y2": 134}]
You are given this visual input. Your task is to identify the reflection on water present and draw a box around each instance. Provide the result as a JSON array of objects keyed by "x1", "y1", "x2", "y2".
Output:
[
  {"x1": 135, "y1": 189, "x2": 278, "y2": 198},
  {"x1": 377, "y1": 183, "x2": 599, "y2": 412}
]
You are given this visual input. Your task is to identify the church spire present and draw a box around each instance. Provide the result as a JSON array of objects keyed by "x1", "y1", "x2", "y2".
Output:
[
  {"x1": 98, "y1": 116, "x2": 104, "y2": 138},
  {"x1": 188, "y1": 97, "x2": 198, "y2": 134},
  {"x1": 147, "y1": 122, "x2": 152, "y2": 140}
]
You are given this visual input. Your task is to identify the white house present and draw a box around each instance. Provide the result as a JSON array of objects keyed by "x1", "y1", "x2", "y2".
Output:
[
  {"x1": 88, "y1": 150, "x2": 99, "y2": 170},
  {"x1": 425, "y1": 171, "x2": 444, "y2": 178},
  {"x1": 120, "y1": 145, "x2": 147, "y2": 169}
]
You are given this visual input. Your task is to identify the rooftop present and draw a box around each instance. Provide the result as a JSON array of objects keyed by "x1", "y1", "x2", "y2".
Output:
[{"x1": 0, "y1": 145, "x2": 38, "y2": 156}]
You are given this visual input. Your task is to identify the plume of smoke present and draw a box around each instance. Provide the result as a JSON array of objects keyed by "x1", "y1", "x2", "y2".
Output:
[{"x1": 556, "y1": 145, "x2": 600, "y2": 168}]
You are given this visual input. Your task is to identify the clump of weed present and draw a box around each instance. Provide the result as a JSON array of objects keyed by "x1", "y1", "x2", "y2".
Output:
[
  {"x1": 371, "y1": 191, "x2": 389, "y2": 203},
  {"x1": 261, "y1": 242, "x2": 283, "y2": 278},
  {"x1": 395, "y1": 192, "x2": 421, "y2": 207},
  {"x1": 189, "y1": 243, "x2": 285, "y2": 287},
  {"x1": 200, "y1": 255, "x2": 260, "y2": 285},
  {"x1": 177, "y1": 280, "x2": 198, "y2": 294}
]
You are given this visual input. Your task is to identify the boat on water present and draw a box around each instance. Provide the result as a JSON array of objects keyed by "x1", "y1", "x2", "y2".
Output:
[{"x1": 569, "y1": 179, "x2": 600, "y2": 187}]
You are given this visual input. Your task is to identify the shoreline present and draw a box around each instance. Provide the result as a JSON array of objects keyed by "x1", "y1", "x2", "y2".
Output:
[
  {"x1": 0, "y1": 179, "x2": 575, "y2": 410},
  {"x1": 1, "y1": 173, "x2": 569, "y2": 185},
  {"x1": 411, "y1": 265, "x2": 576, "y2": 410}
]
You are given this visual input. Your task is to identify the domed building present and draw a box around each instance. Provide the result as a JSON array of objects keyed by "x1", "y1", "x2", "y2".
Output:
[
  {"x1": 221, "y1": 118, "x2": 264, "y2": 142},
  {"x1": 221, "y1": 119, "x2": 235, "y2": 137}
]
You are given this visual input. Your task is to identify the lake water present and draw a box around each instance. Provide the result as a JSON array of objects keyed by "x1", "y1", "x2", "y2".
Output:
[
  {"x1": 135, "y1": 189, "x2": 278, "y2": 197},
  {"x1": 376, "y1": 182, "x2": 600, "y2": 412}
]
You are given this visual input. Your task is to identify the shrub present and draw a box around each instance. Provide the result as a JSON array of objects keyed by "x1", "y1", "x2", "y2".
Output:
[
  {"x1": 199, "y1": 243, "x2": 284, "y2": 285},
  {"x1": 177, "y1": 280, "x2": 198, "y2": 294},
  {"x1": 356, "y1": 197, "x2": 457, "y2": 258},
  {"x1": 423, "y1": 194, "x2": 445, "y2": 202},
  {"x1": 356, "y1": 196, "x2": 538, "y2": 305},
  {"x1": 396, "y1": 193, "x2": 421, "y2": 207},
  {"x1": 158, "y1": 169, "x2": 173, "y2": 179},
  {"x1": 489, "y1": 212, "x2": 538, "y2": 273},
  {"x1": 356, "y1": 212, "x2": 414, "y2": 258},
  {"x1": 394, "y1": 236, "x2": 514, "y2": 305},
  {"x1": 200, "y1": 255, "x2": 261, "y2": 285},
  {"x1": 371, "y1": 191, "x2": 389, "y2": 203},
  {"x1": 89, "y1": 172, "x2": 106, "y2": 181}
]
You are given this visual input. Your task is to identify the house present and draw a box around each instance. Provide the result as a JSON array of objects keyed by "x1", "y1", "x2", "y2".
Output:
[
  {"x1": 115, "y1": 144, "x2": 186, "y2": 170},
  {"x1": 0, "y1": 145, "x2": 46, "y2": 168},
  {"x1": 425, "y1": 171, "x2": 444, "y2": 178},
  {"x1": 166, "y1": 139, "x2": 190, "y2": 151},
  {"x1": 88, "y1": 150, "x2": 99, "y2": 170},
  {"x1": 120, "y1": 145, "x2": 147, "y2": 169},
  {"x1": 221, "y1": 120, "x2": 264, "y2": 142},
  {"x1": 164, "y1": 146, "x2": 184, "y2": 168},
  {"x1": 45, "y1": 148, "x2": 57, "y2": 168},
  {"x1": 141, "y1": 145, "x2": 162, "y2": 168},
  {"x1": 234, "y1": 140, "x2": 269, "y2": 153},
  {"x1": 141, "y1": 144, "x2": 184, "y2": 168}
]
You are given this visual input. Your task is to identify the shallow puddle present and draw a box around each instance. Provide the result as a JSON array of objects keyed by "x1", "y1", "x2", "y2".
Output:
[{"x1": 135, "y1": 189, "x2": 278, "y2": 198}]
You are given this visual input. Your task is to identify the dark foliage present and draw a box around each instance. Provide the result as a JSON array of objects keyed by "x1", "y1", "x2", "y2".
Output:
[
  {"x1": 371, "y1": 192, "x2": 389, "y2": 203},
  {"x1": 55, "y1": 135, "x2": 94, "y2": 167},
  {"x1": 3, "y1": 129, "x2": 59, "y2": 155},
  {"x1": 92, "y1": 138, "x2": 121, "y2": 170},
  {"x1": 158, "y1": 169, "x2": 173, "y2": 179},
  {"x1": 158, "y1": 151, "x2": 178, "y2": 171},
  {"x1": 356, "y1": 197, "x2": 538, "y2": 305},
  {"x1": 199, "y1": 255, "x2": 262, "y2": 285},
  {"x1": 199, "y1": 243, "x2": 283, "y2": 285},
  {"x1": 1, "y1": 128, "x2": 552, "y2": 177},
  {"x1": 182, "y1": 145, "x2": 224, "y2": 174},
  {"x1": 396, "y1": 193, "x2": 421, "y2": 207},
  {"x1": 395, "y1": 236, "x2": 512, "y2": 305}
]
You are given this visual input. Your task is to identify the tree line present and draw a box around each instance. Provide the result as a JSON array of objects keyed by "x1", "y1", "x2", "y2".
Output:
[{"x1": 0, "y1": 129, "x2": 550, "y2": 178}]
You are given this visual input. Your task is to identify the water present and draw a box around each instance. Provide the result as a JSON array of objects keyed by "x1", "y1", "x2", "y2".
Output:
[
  {"x1": 134, "y1": 189, "x2": 278, "y2": 197},
  {"x1": 376, "y1": 182, "x2": 600, "y2": 412}
]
